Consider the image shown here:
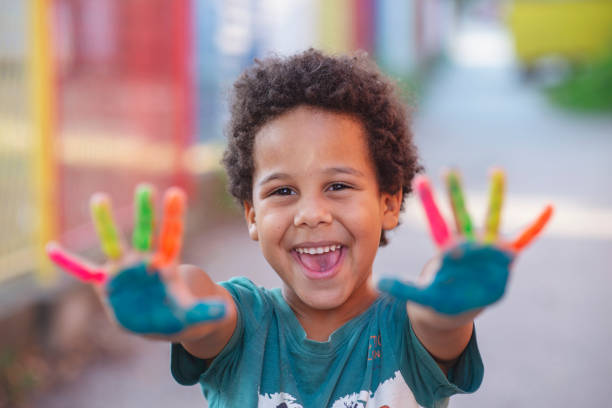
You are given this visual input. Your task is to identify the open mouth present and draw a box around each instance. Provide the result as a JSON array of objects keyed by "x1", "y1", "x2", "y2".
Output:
[{"x1": 292, "y1": 244, "x2": 345, "y2": 279}]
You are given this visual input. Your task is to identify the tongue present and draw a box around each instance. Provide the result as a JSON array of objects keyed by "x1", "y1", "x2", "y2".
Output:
[{"x1": 298, "y1": 250, "x2": 341, "y2": 272}]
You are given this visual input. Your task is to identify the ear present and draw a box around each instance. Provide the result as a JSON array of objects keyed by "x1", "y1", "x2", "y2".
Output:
[
  {"x1": 243, "y1": 200, "x2": 259, "y2": 241},
  {"x1": 381, "y1": 188, "x2": 403, "y2": 231}
]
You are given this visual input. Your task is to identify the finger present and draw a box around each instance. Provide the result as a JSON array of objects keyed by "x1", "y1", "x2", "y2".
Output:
[
  {"x1": 483, "y1": 168, "x2": 505, "y2": 243},
  {"x1": 510, "y1": 204, "x2": 554, "y2": 252},
  {"x1": 377, "y1": 278, "x2": 432, "y2": 307},
  {"x1": 90, "y1": 193, "x2": 123, "y2": 261},
  {"x1": 46, "y1": 242, "x2": 107, "y2": 284},
  {"x1": 444, "y1": 170, "x2": 475, "y2": 240},
  {"x1": 413, "y1": 175, "x2": 452, "y2": 247},
  {"x1": 152, "y1": 187, "x2": 187, "y2": 269},
  {"x1": 184, "y1": 301, "x2": 227, "y2": 324},
  {"x1": 132, "y1": 183, "x2": 156, "y2": 252}
]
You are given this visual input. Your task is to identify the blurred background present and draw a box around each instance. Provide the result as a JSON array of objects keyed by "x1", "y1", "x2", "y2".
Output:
[{"x1": 1, "y1": 0, "x2": 611, "y2": 407}]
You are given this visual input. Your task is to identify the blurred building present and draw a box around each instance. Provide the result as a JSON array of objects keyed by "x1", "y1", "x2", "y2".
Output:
[{"x1": 0, "y1": 0, "x2": 454, "y2": 296}]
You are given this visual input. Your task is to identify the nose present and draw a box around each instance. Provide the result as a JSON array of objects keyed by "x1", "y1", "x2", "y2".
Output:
[{"x1": 293, "y1": 196, "x2": 333, "y2": 228}]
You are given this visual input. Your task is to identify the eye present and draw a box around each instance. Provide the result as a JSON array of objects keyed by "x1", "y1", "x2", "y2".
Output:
[
  {"x1": 271, "y1": 187, "x2": 295, "y2": 196},
  {"x1": 328, "y1": 183, "x2": 350, "y2": 192}
]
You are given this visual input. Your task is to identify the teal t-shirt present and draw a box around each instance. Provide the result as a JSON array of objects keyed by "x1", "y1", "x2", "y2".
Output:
[{"x1": 171, "y1": 277, "x2": 483, "y2": 408}]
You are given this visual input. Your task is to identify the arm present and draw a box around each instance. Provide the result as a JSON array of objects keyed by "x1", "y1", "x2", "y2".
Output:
[
  {"x1": 408, "y1": 304, "x2": 475, "y2": 374},
  {"x1": 379, "y1": 169, "x2": 553, "y2": 374},
  {"x1": 175, "y1": 265, "x2": 237, "y2": 360},
  {"x1": 407, "y1": 257, "x2": 476, "y2": 374}
]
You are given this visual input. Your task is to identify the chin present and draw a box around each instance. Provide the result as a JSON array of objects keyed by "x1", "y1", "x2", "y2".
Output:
[{"x1": 300, "y1": 287, "x2": 349, "y2": 310}]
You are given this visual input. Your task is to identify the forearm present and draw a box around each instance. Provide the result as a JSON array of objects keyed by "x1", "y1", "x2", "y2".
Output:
[
  {"x1": 406, "y1": 254, "x2": 478, "y2": 357},
  {"x1": 180, "y1": 309, "x2": 237, "y2": 360},
  {"x1": 407, "y1": 302, "x2": 477, "y2": 374},
  {"x1": 175, "y1": 264, "x2": 238, "y2": 359}
]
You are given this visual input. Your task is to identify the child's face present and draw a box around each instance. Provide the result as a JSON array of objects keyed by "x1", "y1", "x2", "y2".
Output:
[{"x1": 244, "y1": 106, "x2": 402, "y2": 311}]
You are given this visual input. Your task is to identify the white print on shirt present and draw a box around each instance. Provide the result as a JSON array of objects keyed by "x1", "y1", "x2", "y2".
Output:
[
  {"x1": 257, "y1": 371, "x2": 421, "y2": 408},
  {"x1": 258, "y1": 391, "x2": 303, "y2": 408},
  {"x1": 331, "y1": 370, "x2": 420, "y2": 408}
]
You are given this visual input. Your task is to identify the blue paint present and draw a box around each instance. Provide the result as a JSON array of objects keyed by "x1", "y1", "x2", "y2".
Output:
[
  {"x1": 107, "y1": 262, "x2": 226, "y2": 335},
  {"x1": 378, "y1": 242, "x2": 513, "y2": 315}
]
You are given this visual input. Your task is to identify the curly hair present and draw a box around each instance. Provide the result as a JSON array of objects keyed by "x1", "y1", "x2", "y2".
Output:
[{"x1": 222, "y1": 48, "x2": 422, "y2": 245}]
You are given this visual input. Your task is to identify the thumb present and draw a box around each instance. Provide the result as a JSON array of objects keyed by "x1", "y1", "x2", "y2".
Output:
[
  {"x1": 377, "y1": 278, "x2": 432, "y2": 307},
  {"x1": 184, "y1": 301, "x2": 227, "y2": 325}
]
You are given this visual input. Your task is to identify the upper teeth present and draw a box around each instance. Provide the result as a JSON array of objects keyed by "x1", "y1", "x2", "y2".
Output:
[{"x1": 295, "y1": 245, "x2": 342, "y2": 255}]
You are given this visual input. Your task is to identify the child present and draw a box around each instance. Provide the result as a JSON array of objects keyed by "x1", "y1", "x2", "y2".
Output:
[{"x1": 48, "y1": 49, "x2": 552, "y2": 408}]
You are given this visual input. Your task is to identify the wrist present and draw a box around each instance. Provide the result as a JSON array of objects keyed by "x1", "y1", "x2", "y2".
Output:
[{"x1": 408, "y1": 302, "x2": 480, "y2": 332}]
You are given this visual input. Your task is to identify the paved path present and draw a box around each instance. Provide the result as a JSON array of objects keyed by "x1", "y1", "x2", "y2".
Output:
[{"x1": 32, "y1": 21, "x2": 612, "y2": 408}]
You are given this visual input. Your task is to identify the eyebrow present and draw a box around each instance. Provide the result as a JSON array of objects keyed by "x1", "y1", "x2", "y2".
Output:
[
  {"x1": 258, "y1": 172, "x2": 291, "y2": 186},
  {"x1": 258, "y1": 167, "x2": 364, "y2": 186},
  {"x1": 324, "y1": 166, "x2": 365, "y2": 177}
]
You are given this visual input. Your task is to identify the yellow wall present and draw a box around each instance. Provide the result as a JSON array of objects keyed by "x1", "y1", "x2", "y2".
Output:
[
  {"x1": 507, "y1": 0, "x2": 612, "y2": 64},
  {"x1": 318, "y1": 0, "x2": 353, "y2": 54}
]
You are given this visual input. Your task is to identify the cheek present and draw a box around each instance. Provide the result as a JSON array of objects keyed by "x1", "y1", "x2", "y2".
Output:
[
  {"x1": 342, "y1": 200, "x2": 382, "y2": 234},
  {"x1": 338, "y1": 216, "x2": 382, "y2": 256},
  {"x1": 259, "y1": 208, "x2": 291, "y2": 239}
]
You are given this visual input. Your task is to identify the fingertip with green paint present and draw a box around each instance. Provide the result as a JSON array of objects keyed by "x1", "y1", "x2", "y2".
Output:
[
  {"x1": 444, "y1": 169, "x2": 475, "y2": 240},
  {"x1": 133, "y1": 183, "x2": 155, "y2": 252}
]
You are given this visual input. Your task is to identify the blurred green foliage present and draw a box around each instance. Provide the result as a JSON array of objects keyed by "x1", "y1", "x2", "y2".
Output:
[
  {"x1": 548, "y1": 46, "x2": 612, "y2": 113},
  {"x1": 0, "y1": 348, "x2": 38, "y2": 408}
]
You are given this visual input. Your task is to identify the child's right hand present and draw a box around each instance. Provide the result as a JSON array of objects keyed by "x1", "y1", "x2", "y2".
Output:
[{"x1": 46, "y1": 185, "x2": 226, "y2": 337}]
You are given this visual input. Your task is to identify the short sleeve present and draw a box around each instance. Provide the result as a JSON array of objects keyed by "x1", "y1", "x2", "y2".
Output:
[
  {"x1": 171, "y1": 342, "x2": 210, "y2": 386},
  {"x1": 170, "y1": 277, "x2": 271, "y2": 387},
  {"x1": 402, "y1": 318, "x2": 484, "y2": 406},
  {"x1": 380, "y1": 295, "x2": 483, "y2": 407},
  {"x1": 445, "y1": 328, "x2": 483, "y2": 393}
]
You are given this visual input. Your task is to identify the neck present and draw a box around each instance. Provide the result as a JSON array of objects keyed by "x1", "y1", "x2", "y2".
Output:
[{"x1": 283, "y1": 278, "x2": 379, "y2": 342}]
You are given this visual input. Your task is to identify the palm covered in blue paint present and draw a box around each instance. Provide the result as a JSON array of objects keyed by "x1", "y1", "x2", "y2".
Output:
[
  {"x1": 48, "y1": 185, "x2": 227, "y2": 336},
  {"x1": 378, "y1": 170, "x2": 552, "y2": 315},
  {"x1": 379, "y1": 242, "x2": 513, "y2": 315},
  {"x1": 106, "y1": 262, "x2": 225, "y2": 335}
]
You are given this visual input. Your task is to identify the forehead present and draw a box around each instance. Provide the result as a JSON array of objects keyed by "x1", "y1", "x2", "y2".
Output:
[{"x1": 252, "y1": 106, "x2": 374, "y2": 175}]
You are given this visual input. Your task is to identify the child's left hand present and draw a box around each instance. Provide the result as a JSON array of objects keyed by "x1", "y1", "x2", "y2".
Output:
[{"x1": 378, "y1": 168, "x2": 554, "y2": 315}]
